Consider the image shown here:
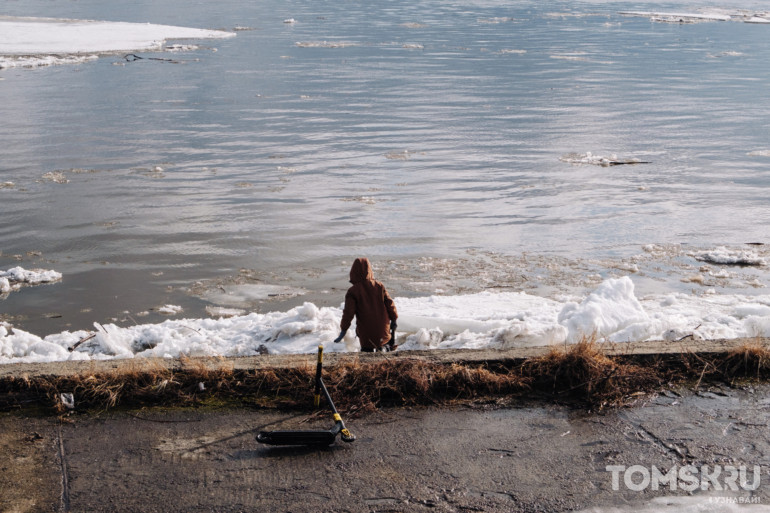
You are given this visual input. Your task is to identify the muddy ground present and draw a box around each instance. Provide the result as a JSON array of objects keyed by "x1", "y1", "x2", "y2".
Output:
[{"x1": 2, "y1": 383, "x2": 770, "y2": 513}]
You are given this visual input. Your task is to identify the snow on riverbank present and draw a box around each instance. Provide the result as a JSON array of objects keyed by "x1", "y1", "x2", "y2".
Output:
[
  {"x1": 0, "y1": 16, "x2": 234, "y2": 68},
  {"x1": 3, "y1": 276, "x2": 770, "y2": 364}
]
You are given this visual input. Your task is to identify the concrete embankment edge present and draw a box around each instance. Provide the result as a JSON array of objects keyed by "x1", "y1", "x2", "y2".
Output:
[{"x1": 0, "y1": 337, "x2": 764, "y2": 378}]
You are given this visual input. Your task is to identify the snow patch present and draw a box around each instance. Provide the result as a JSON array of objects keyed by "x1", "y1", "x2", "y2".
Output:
[
  {"x1": 559, "y1": 277, "x2": 651, "y2": 343},
  {"x1": 0, "y1": 267, "x2": 62, "y2": 295},
  {"x1": 5, "y1": 277, "x2": 770, "y2": 363}
]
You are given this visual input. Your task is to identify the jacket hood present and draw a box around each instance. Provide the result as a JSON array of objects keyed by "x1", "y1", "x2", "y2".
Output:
[{"x1": 349, "y1": 257, "x2": 374, "y2": 284}]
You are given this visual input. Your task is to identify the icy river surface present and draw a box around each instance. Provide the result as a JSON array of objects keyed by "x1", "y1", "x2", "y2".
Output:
[{"x1": 2, "y1": 0, "x2": 770, "y2": 351}]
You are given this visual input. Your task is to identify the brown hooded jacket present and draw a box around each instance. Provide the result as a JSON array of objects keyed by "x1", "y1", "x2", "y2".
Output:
[{"x1": 340, "y1": 258, "x2": 398, "y2": 350}]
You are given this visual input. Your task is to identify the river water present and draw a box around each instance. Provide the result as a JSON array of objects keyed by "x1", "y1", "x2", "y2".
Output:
[{"x1": 2, "y1": 0, "x2": 770, "y2": 336}]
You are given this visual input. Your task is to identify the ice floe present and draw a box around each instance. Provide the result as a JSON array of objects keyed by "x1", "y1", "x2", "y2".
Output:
[
  {"x1": 560, "y1": 152, "x2": 650, "y2": 166},
  {"x1": 156, "y1": 305, "x2": 184, "y2": 315},
  {"x1": 692, "y1": 246, "x2": 766, "y2": 267},
  {"x1": 619, "y1": 10, "x2": 770, "y2": 24},
  {"x1": 0, "y1": 16, "x2": 234, "y2": 68},
  {"x1": 200, "y1": 283, "x2": 306, "y2": 308},
  {"x1": 0, "y1": 267, "x2": 62, "y2": 296},
  {"x1": 294, "y1": 41, "x2": 358, "y2": 48}
]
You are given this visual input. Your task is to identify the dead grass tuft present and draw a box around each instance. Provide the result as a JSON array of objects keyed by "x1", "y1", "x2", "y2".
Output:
[
  {"x1": 723, "y1": 341, "x2": 770, "y2": 380},
  {"x1": 522, "y1": 338, "x2": 662, "y2": 408}
]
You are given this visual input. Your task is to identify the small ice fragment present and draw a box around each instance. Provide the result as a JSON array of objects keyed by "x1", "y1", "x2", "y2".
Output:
[{"x1": 157, "y1": 305, "x2": 183, "y2": 315}]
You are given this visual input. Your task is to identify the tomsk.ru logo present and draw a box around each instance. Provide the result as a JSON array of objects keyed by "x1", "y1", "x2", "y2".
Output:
[{"x1": 606, "y1": 465, "x2": 762, "y2": 492}]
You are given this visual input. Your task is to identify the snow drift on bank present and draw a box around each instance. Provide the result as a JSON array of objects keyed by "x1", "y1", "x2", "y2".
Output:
[
  {"x1": 4, "y1": 277, "x2": 770, "y2": 364},
  {"x1": 0, "y1": 16, "x2": 234, "y2": 68}
]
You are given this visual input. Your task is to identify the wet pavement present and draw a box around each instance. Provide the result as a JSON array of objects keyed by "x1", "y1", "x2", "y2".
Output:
[{"x1": 2, "y1": 384, "x2": 770, "y2": 512}]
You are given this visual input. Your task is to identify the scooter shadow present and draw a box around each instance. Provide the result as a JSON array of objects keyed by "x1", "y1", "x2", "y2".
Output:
[{"x1": 234, "y1": 443, "x2": 347, "y2": 459}]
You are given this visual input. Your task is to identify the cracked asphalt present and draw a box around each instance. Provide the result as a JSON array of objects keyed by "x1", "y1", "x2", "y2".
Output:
[{"x1": 2, "y1": 385, "x2": 770, "y2": 513}]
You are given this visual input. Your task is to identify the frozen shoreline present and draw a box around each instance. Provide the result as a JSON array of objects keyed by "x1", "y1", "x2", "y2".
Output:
[{"x1": 3, "y1": 271, "x2": 770, "y2": 365}]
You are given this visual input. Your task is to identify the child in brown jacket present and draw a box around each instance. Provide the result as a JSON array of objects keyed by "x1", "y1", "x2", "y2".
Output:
[{"x1": 333, "y1": 258, "x2": 398, "y2": 352}]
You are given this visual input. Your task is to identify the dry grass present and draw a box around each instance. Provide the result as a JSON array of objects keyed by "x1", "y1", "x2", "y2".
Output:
[
  {"x1": 3, "y1": 339, "x2": 770, "y2": 415},
  {"x1": 722, "y1": 341, "x2": 770, "y2": 380},
  {"x1": 521, "y1": 339, "x2": 662, "y2": 408},
  {"x1": 325, "y1": 359, "x2": 528, "y2": 412}
]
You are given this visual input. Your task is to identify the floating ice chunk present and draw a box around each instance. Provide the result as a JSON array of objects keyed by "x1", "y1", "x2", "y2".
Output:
[
  {"x1": 385, "y1": 150, "x2": 412, "y2": 160},
  {"x1": 692, "y1": 246, "x2": 766, "y2": 266},
  {"x1": 0, "y1": 54, "x2": 98, "y2": 69},
  {"x1": 0, "y1": 267, "x2": 62, "y2": 293},
  {"x1": 202, "y1": 283, "x2": 305, "y2": 308},
  {"x1": 40, "y1": 171, "x2": 69, "y2": 184},
  {"x1": 559, "y1": 152, "x2": 649, "y2": 166},
  {"x1": 478, "y1": 17, "x2": 516, "y2": 24},
  {"x1": 550, "y1": 54, "x2": 590, "y2": 62},
  {"x1": 620, "y1": 10, "x2": 770, "y2": 24},
  {"x1": 342, "y1": 196, "x2": 378, "y2": 205},
  {"x1": 619, "y1": 11, "x2": 732, "y2": 22},
  {"x1": 156, "y1": 305, "x2": 184, "y2": 315},
  {"x1": 708, "y1": 51, "x2": 743, "y2": 58},
  {"x1": 166, "y1": 44, "x2": 199, "y2": 52},
  {"x1": 295, "y1": 41, "x2": 358, "y2": 48}
]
